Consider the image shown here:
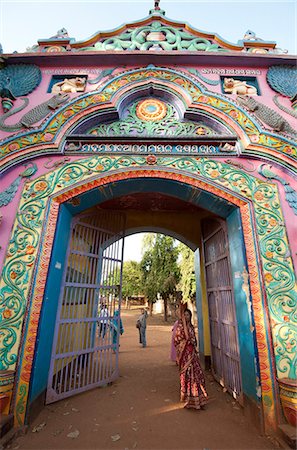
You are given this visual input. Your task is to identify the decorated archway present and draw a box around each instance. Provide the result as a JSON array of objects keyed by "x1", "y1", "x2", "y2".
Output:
[{"x1": 1, "y1": 154, "x2": 296, "y2": 434}]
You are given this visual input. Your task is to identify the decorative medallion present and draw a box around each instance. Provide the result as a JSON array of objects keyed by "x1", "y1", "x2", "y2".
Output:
[{"x1": 136, "y1": 99, "x2": 167, "y2": 121}]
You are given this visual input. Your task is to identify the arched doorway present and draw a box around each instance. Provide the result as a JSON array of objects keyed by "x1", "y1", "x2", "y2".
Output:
[
  {"x1": 29, "y1": 181, "x2": 251, "y2": 423},
  {"x1": 3, "y1": 159, "x2": 283, "y2": 433}
]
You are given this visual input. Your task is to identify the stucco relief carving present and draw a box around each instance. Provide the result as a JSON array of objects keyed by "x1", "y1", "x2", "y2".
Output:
[
  {"x1": 237, "y1": 95, "x2": 297, "y2": 137},
  {"x1": 51, "y1": 77, "x2": 86, "y2": 94},
  {"x1": 223, "y1": 78, "x2": 257, "y2": 95},
  {"x1": 0, "y1": 93, "x2": 69, "y2": 132}
]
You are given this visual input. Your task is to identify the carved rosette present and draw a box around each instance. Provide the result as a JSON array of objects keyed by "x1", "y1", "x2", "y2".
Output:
[{"x1": 136, "y1": 99, "x2": 167, "y2": 121}]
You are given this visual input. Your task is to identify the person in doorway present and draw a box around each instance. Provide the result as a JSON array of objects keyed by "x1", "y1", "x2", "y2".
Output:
[
  {"x1": 137, "y1": 308, "x2": 148, "y2": 348},
  {"x1": 98, "y1": 303, "x2": 108, "y2": 338},
  {"x1": 174, "y1": 308, "x2": 208, "y2": 409},
  {"x1": 111, "y1": 310, "x2": 124, "y2": 351}
]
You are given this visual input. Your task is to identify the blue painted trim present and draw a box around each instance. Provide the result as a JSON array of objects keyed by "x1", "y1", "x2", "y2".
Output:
[
  {"x1": 227, "y1": 209, "x2": 259, "y2": 401},
  {"x1": 29, "y1": 205, "x2": 72, "y2": 403}
]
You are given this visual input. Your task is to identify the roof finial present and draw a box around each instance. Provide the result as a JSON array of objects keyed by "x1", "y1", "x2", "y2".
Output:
[
  {"x1": 149, "y1": 0, "x2": 165, "y2": 15},
  {"x1": 154, "y1": 0, "x2": 160, "y2": 10}
]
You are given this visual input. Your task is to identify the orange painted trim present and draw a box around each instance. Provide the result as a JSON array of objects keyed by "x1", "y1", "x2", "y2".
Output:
[{"x1": 15, "y1": 168, "x2": 276, "y2": 432}]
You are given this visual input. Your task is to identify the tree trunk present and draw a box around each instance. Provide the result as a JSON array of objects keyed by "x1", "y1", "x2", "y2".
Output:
[
  {"x1": 163, "y1": 296, "x2": 168, "y2": 322},
  {"x1": 149, "y1": 300, "x2": 153, "y2": 316}
]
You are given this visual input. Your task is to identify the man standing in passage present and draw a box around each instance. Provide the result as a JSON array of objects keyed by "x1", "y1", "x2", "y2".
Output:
[{"x1": 137, "y1": 308, "x2": 148, "y2": 348}]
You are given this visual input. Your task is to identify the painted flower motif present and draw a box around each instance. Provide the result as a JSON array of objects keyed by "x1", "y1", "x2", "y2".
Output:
[
  {"x1": 63, "y1": 110, "x2": 73, "y2": 118},
  {"x1": 264, "y1": 273, "x2": 273, "y2": 283},
  {"x1": 232, "y1": 181, "x2": 238, "y2": 186},
  {"x1": 43, "y1": 133, "x2": 54, "y2": 142},
  {"x1": 95, "y1": 164, "x2": 104, "y2": 171},
  {"x1": 210, "y1": 170, "x2": 220, "y2": 178},
  {"x1": 254, "y1": 191, "x2": 264, "y2": 201},
  {"x1": 26, "y1": 245, "x2": 35, "y2": 255},
  {"x1": 117, "y1": 79, "x2": 127, "y2": 87},
  {"x1": 198, "y1": 96, "x2": 208, "y2": 103},
  {"x1": 250, "y1": 134, "x2": 260, "y2": 143},
  {"x1": 265, "y1": 251, "x2": 273, "y2": 259},
  {"x1": 196, "y1": 127, "x2": 206, "y2": 135},
  {"x1": 146, "y1": 155, "x2": 157, "y2": 165},
  {"x1": 93, "y1": 94, "x2": 106, "y2": 102},
  {"x1": 174, "y1": 78, "x2": 184, "y2": 85},
  {"x1": 269, "y1": 218, "x2": 277, "y2": 227},
  {"x1": 35, "y1": 181, "x2": 48, "y2": 192},
  {"x1": 283, "y1": 316, "x2": 290, "y2": 323},
  {"x1": 229, "y1": 110, "x2": 239, "y2": 119},
  {"x1": 283, "y1": 146, "x2": 293, "y2": 154},
  {"x1": 8, "y1": 143, "x2": 19, "y2": 152},
  {"x1": 10, "y1": 271, "x2": 17, "y2": 279},
  {"x1": 3, "y1": 309, "x2": 12, "y2": 319}
]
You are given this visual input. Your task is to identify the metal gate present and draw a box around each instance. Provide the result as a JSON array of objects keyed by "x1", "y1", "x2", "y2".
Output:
[
  {"x1": 202, "y1": 219, "x2": 242, "y2": 402},
  {"x1": 46, "y1": 212, "x2": 125, "y2": 403}
]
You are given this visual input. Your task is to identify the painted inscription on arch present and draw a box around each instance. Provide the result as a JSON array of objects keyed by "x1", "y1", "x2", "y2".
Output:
[{"x1": 64, "y1": 142, "x2": 239, "y2": 155}]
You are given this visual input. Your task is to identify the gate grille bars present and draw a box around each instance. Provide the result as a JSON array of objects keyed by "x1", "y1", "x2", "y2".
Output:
[
  {"x1": 202, "y1": 219, "x2": 242, "y2": 402},
  {"x1": 46, "y1": 212, "x2": 125, "y2": 403}
]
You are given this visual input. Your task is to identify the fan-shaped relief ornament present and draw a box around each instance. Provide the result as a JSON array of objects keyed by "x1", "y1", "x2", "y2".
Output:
[
  {"x1": 0, "y1": 64, "x2": 42, "y2": 112},
  {"x1": 0, "y1": 163, "x2": 37, "y2": 207},
  {"x1": 267, "y1": 65, "x2": 297, "y2": 119},
  {"x1": 88, "y1": 99, "x2": 217, "y2": 137}
]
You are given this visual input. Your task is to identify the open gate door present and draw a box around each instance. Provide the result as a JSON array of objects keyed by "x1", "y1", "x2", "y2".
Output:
[
  {"x1": 46, "y1": 212, "x2": 125, "y2": 404},
  {"x1": 202, "y1": 219, "x2": 242, "y2": 403}
]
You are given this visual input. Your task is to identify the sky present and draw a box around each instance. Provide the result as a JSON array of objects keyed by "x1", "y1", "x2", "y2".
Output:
[
  {"x1": 123, "y1": 233, "x2": 146, "y2": 262},
  {"x1": 0, "y1": 0, "x2": 296, "y2": 54},
  {"x1": 0, "y1": 0, "x2": 296, "y2": 261}
]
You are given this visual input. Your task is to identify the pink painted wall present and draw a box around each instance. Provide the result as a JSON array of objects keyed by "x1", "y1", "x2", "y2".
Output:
[
  {"x1": 0, "y1": 61, "x2": 296, "y2": 275},
  {"x1": 0, "y1": 63, "x2": 296, "y2": 140},
  {"x1": 0, "y1": 154, "x2": 296, "y2": 274}
]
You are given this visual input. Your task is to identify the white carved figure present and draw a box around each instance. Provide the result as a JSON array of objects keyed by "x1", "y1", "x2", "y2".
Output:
[
  {"x1": 223, "y1": 78, "x2": 257, "y2": 95},
  {"x1": 50, "y1": 28, "x2": 69, "y2": 39},
  {"x1": 243, "y1": 30, "x2": 263, "y2": 41},
  {"x1": 51, "y1": 77, "x2": 86, "y2": 94}
]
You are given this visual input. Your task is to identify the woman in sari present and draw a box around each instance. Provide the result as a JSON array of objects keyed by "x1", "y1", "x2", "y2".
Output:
[{"x1": 174, "y1": 308, "x2": 208, "y2": 409}]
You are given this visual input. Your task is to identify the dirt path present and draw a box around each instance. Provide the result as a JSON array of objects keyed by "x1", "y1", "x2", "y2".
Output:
[{"x1": 11, "y1": 310, "x2": 277, "y2": 450}]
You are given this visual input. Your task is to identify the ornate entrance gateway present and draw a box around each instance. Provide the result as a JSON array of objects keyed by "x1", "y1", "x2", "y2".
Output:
[
  {"x1": 0, "y1": 7, "x2": 296, "y2": 437},
  {"x1": 46, "y1": 212, "x2": 125, "y2": 403}
]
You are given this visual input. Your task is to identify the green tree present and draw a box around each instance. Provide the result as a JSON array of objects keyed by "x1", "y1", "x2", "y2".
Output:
[
  {"x1": 104, "y1": 260, "x2": 144, "y2": 300},
  {"x1": 121, "y1": 260, "x2": 143, "y2": 298},
  {"x1": 178, "y1": 243, "x2": 196, "y2": 303},
  {"x1": 141, "y1": 234, "x2": 180, "y2": 321}
]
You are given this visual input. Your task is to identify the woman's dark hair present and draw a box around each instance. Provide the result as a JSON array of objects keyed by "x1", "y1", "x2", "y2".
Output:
[{"x1": 184, "y1": 308, "x2": 192, "y2": 319}]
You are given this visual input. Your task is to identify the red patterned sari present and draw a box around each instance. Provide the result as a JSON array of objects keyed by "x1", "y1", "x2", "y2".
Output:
[{"x1": 174, "y1": 319, "x2": 208, "y2": 409}]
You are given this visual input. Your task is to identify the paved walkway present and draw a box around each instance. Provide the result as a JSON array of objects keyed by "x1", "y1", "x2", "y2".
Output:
[{"x1": 10, "y1": 310, "x2": 278, "y2": 450}]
